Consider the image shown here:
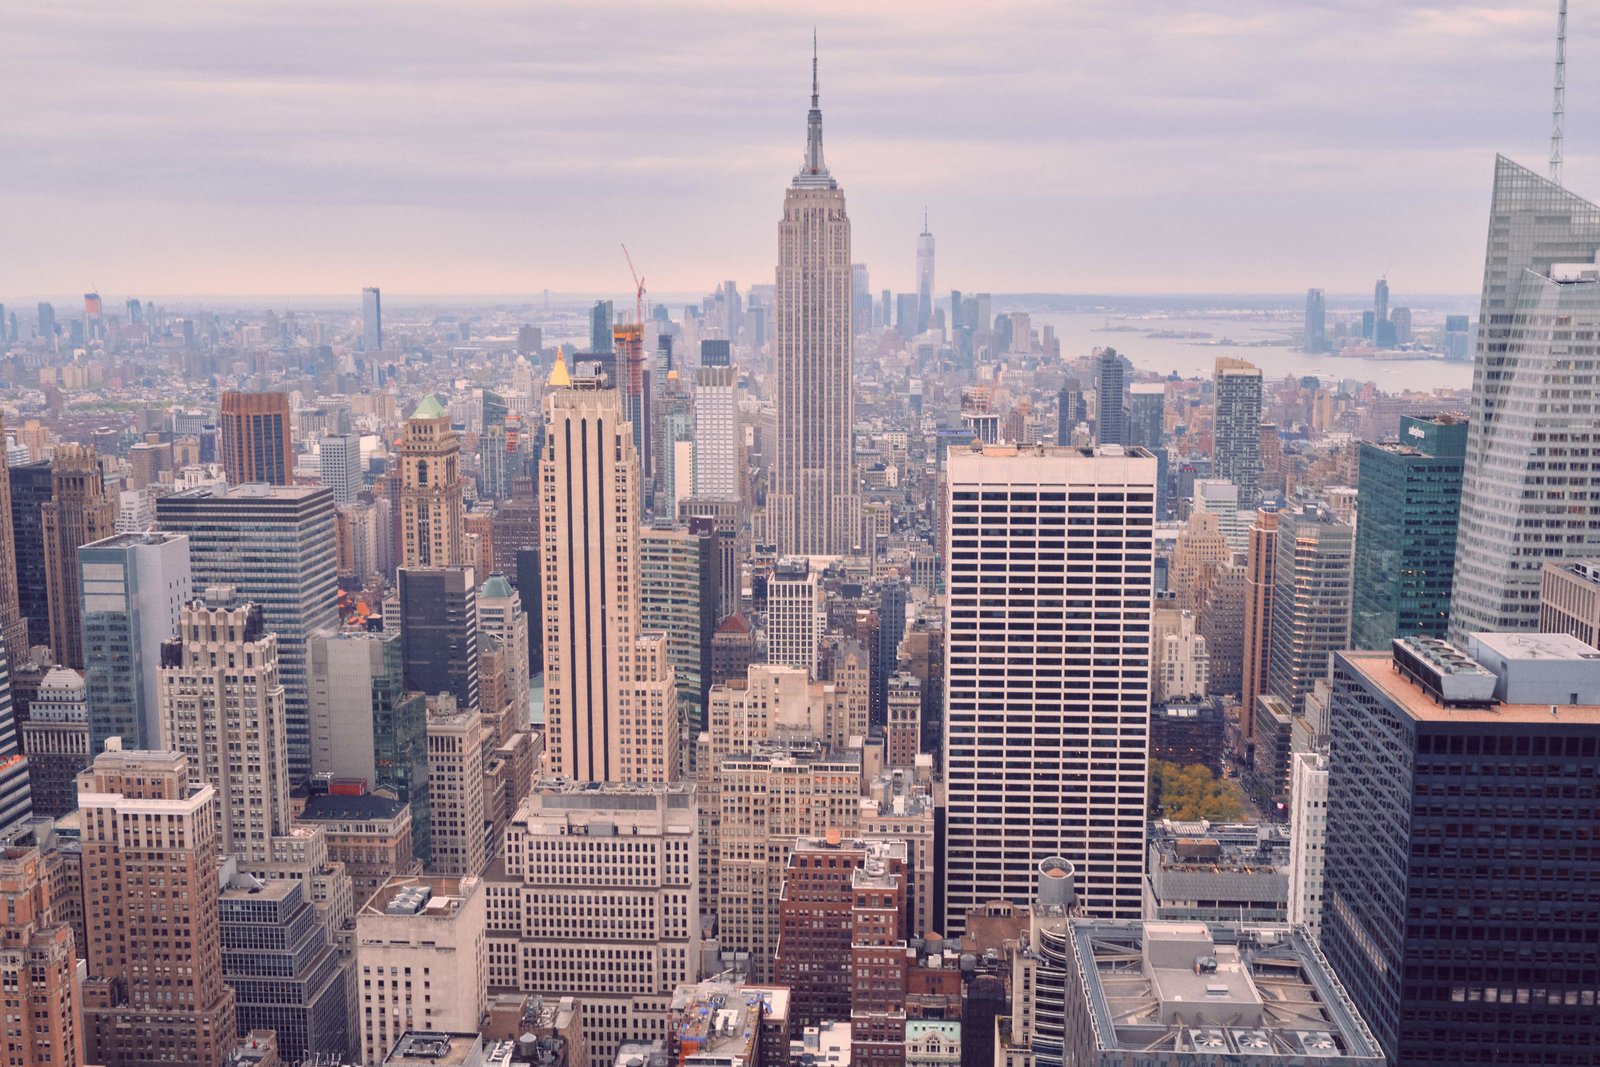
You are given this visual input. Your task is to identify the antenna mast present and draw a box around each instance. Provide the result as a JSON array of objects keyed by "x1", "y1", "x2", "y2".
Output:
[{"x1": 1551, "y1": 0, "x2": 1567, "y2": 185}]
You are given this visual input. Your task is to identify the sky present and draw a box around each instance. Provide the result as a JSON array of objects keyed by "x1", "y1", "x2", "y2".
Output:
[{"x1": 0, "y1": 1, "x2": 1589, "y2": 300}]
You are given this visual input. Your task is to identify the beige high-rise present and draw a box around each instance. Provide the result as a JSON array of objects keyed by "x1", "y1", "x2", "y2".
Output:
[
  {"x1": 0, "y1": 413, "x2": 26, "y2": 657},
  {"x1": 159, "y1": 587, "x2": 290, "y2": 867},
  {"x1": 1240, "y1": 507, "x2": 1280, "y2": 744},
  {"x1": 540, "y1": 361, "x2": 679, "y2": 783},
  {"x1": 399, "y1": 394, "x2": 465, "y2": 569},
  {"x1": 42, "y1": 444, "x2": 117, "y2": 667},
  {"x1": 768, "y1": 51, "x2": 860, "y2": 556},
  {"x1": 77, "y1": 746, "x2": 237, "y2": 1067},
  {"x1": 0, "y1": 845, "x2": 85, "y2": 1067}
]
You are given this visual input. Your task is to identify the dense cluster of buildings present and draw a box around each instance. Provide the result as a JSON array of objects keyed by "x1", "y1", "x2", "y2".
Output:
[{"x1": 2, "y1": 48, "x2": 1600, "y2": 1067}]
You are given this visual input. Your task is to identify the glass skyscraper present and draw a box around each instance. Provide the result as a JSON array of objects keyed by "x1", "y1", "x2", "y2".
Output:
[
  {"x1": 1352, "y1": 415, "x2": 1467, "y2": 649},
  {"x1": 1095, "y1": 348, "x2": 1127, "y2": 446},
  {"x1": 1450, "y1": 156, "x2": 1600, "y2": 637},
  {"x1": 1212, "y1": 357, "x2": 1263, "y2": 507}
]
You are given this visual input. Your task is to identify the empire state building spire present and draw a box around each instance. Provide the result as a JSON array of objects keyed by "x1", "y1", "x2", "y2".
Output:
[{"x1": 797, "y1": 34, "x2": 834, "y2": 188}]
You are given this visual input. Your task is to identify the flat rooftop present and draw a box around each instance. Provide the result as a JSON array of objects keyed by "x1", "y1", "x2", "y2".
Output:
[
  {"x1": 1341, "y1": 649, "x2": 1600, "y2": 725},
  {"x1": 360, "y1": 875, "x2": 476, "y2": 918},
  {"x1": 299, "y1": 792, "x2": 408, "y2": 823},
  {"x1": 1070, "y1": 920, "x2": 1383, "y2": 1063},
  {"x1": 383, "y1": 1031, "x2": 481, "y2": 1065}
]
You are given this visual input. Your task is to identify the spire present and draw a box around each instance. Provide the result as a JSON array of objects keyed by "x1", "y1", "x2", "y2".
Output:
[
  {"x1": 548, "y1": 346, "x2": 571, "y2": 388},
  {"x1": 795, "y1": 32, "x2": 833, "y2": 187}
]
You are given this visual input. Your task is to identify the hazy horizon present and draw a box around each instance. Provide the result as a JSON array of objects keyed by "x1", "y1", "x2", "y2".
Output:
[{"x1": 2, "y1": 1, "x2": 1587, "y2": 297}]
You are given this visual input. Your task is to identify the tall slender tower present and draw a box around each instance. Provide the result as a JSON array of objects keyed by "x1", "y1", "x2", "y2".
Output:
[
  {"x1": 1239, "y1": 507, "x2": 1279, "y2": 748},
  {"x1": 399, "y1": 395, "x2": 465, "y2": 569},
  {"x1": 769, "y1": 44, "x2": 860, "y2": 556},
  {"x1": 916, "y1": 210, "x2": 935, "y2": 334},
  {"x1": 1449, "y1": 157, "x2": 1600, "y2": 636},
  {"x1": 0, "y1": 414, "x2": 25, "y2": 658},
  {"x1": 219, "y1": 391, "x2": 292, "y2": 486},
  {"x1": 1212, "y1": 357, "x2": 1263, "y2": 508},
  {"x1": 540, "y1": 356, "x2": 679, "y2": 784},
  {"x1": 41, "y1": 445, "x2": 117, "y2": 668}
]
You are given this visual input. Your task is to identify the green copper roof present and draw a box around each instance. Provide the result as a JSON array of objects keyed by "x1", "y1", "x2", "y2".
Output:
[
  {"x1": 479, "y1": 574, "x2": 514, "y2": 599},
  {"x1": 409, "y1": 394, "x2": 447, "y2": 420}
]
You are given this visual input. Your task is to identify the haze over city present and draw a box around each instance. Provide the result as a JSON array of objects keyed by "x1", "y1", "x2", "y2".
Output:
[{"x1": 3, "y1": 0, "x2": 1591, "y2": 296}]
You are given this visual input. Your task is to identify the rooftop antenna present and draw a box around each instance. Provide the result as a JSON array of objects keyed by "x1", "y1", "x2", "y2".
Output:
[{"x1": 1551, "y1": 0, "x2": 1567, "y2": 185}]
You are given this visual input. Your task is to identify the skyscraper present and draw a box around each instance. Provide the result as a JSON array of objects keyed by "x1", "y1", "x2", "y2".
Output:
[
  {"x1": 399, "y1": 395, "x2": 465, "y2": 569},
  {"x1": 0, "y1": 845, "x2": 85, "y2": 1067},
  {"x1": 1094, "y1": 349, "x2": 1127, "y2": 446},
  {"x1": 1373, "y1": 276, "x2": 1389, "y2": 330},
  {"x1": 1267, "y1": 502, "x2": 1353, "y2": 715},
  {"x1": 1304, "y1": 287, "x2": 1326, "y2": 352},
  {"x1": 916, "y1": 212, "x2": 935, "y2": 334},
  {"x1": 540, "y1": 363, "x2": 680, "y2": 783},
  {"x1": 852, "y1": 263, "x2": 872, "y2": 336},
  {"x1": 693, "y1": 340, "x2": 739, "y2": 499},
  {"x1": 1322, "y1": 635, "x2": 1600, "y2": 1066},
  {"x1": 42, "y1": 445, "x2": 118, "y2": 668},
  {"x1": 319, "y1": 432, "x2": 363, "y2": 504},
  {"x1": 157, "y1": 484, "x2": 339, "y2": 784},
  {"x1": 10, "y1": 460, "x2": 54, "y2": 650},
  {"x1": 0, "y1": 639, "x2": 31, "y2": 837},
  {"x1": 159, "y1": 587, "x2": 290, "y2": 867},
  {"x1": 1239, "y1": 508, "x2": 1278, "y2": 747},
  {"x1": 1212, "y1": 357, "x2": 1263, "y2": 508},
  {"x1": 1352, "y1": 414, "x2": 1467, "y2": 648},
  {"x1": 1450, "y1": 156, "x2": 1600, "y2": 636},
  {"x1": 590, "y1": 299, "x2": 614, "y2": 353},
  {"x1": 0, "y1": 414, "x2": 26, "y2": 658},
  {"x1": 79, "y1": 530, "x2": 192, "y2": 754},
  {"x1": 1126, "y1": 382, "x2": 1167, "y2": 516},
  {"x1": 640, "y1": 524, "x2": 718, "y2": 763},
  {"x1": 769, "y1": 48, "x2": 860, "y2": 556},
  {"x1": 78, "y1": 746, "x2": 237, "y2": 1067},
  {"x1": 943, "y1": 445, "x2": 1157, "y2": 930},
  {"x1": 399, "y1": 566, "x2": 480, "y2": 712},
  {"x1": 219, "y1": 391, "x2": 293, "y2": 486},
  {"x1": 362, "y1": 286, "x2": 382, "y2": 352}
]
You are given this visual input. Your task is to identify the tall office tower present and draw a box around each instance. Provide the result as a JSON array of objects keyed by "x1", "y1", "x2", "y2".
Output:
[
  {"x1": 398, "y1": 396, "x2": 465, "y2": 569},
  {"x1": 1212, "y1": 357, "x2": 1263, "y2": 508},
  {"x1": 78, "y1": 746, "x2": 237, "y2": 1067},
  {"x1": 476, "y1": 574, "x2": 530, "y2": 723},
  {"x1": 943, "y1": 445, "x2": 1157, "y2": 931},
  {"x1": 1094, "y1": 349, "x2": 1127, "y2": 445},
  {"x1": 1352, "y1": 415, "x2": 1467, "y2": 649},
  {"x1": 486, "y1": 783, "x2": 699, "y2": 1063},
  {"x1": 36, "y1": 301, "x2": 56, "y2": 340},
  {"x1": 399, "y1": 566, "x2": 479, "y2": 711},
  {"x1": 1267, "y1": 503, "x2": 1353, "y2": 716},
  {"x1": 425, "y1": 696, "x2": 487, "y2": 878},
  {"x1": 775, "y1": 835, "x2": 907, "y2": 1029},
  {"x1": 693, "y1": 340, "x2": 739, "y2": 499},
  {"x1": 42, "y1": 445, "x2": 117, "y2": 668},
  {"x1": 79, "y1": 531, "x2": 192, "y2": 754},
  {"x1": 769, "y1": 50, "x2": 860, "y2": 557},
  {"x1": 308, "y1": 630, "x2": 431, "y2": 863},
  {"x1": 1197, "y1": 557, "x2": 1247, "y2": 699},
  {"x1": 19, "y1": 667, "x2": 89, "y2": 817},
  {"x1": 362, "y1": 286, "x2": 382, "y2": 351},
  {"x1": 1304, "y1": 287, "x2": 1327, "y2": 352},
  {"x1": 218, "y1": 391, "x2": 293, "y2": 486},
  {"x1": 157, "y1": 484, "x2": 338, "y2": 784},
  {"x1": 916, "y1": 215, "x2": 935, "y2": 334},
  {"x1": 541, "y1": 370, "x2": 680, "y2": 784},
  {"x1": 591, "y1": 299, "x2": 614, "y2": 353},
  {"x1": 1390, "y1": 305, "x2": 1413, "y2": 343},
  {"x1": 1322, "y1": 635, "x2": 1600, "y2": 1066},
  {"x1": 1450, "y1": 158, "x2": 1600, "y2": 636},
  {"x1": 884, "y1": 672, "x2": 921, "y2": 768},
  {"x1": 1168, "y1": 509, "x2": 1230, "y2": 613},
  {"x1": 1286, "y1": 749, "x2": 1328, "y2": 940},
  {"x1": 869, "y1": 577, "x2": 908, "y2": 729},
  {"x1": 160, "y1": 588, "x2": 289, "y2": 867},
  {"x1": 0, "y1": 416, "x2": 25, "y2": 657},
  {"x1": 0, "y1": 845, "x2": 84, "y2": 1067},
  {"x1": 219, "y1": 876, "x2": 351, "y2": 1063},
  {"x1": 641, "y1": 525, "x2": 718, "y2": 764},
  {"x1": 1238, "y1": 508, "x2": 1279, "y2": 746},
  {"x1": 767, "y1": 556, "x2": 825, "y2": 676},
  {"x1": 1126, "y1": 382, "x2": 1168, "y2": 516},
  {"x1": 711, "y1": 615, "x2": 757, "y2": 686},
  {"x1": 1372, "y1": 276, "x2": 1389, "y2": 330},
  {"x1": 1150, "y1": 608, "x2": 1209, "y2": 702},
  {"x1": 0, "y1": 640, "x2": 30, "y2": 836},
  {"x1": 319, "y1": 432, "x2": 363, "y2": 504},
  {"x1": 852, "y1": 263, "x2": 872, "y2": 335},
  {"x1": 1056, "y1": 380, "x2": 1088, "y2": 444},
  {"x1": 355, "y1": 875, "x2": 487, "y2": 1065},
  {"x1": 10, "y1": 460, "x2": 53, "y2": 650}
]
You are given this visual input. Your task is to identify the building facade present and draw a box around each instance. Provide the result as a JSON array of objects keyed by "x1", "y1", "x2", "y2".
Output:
[
  {"x1": 399, "y1": 396, "x2": 466, "y2": 569},
  {"x1": 219, "y1": 390, "x2": 293, "y2": 486},
  {"x1": 1212, "y1": 358, "x2": 1263, "y2": 509},
  {"x1": 42, "y1": 445, "x2": 118, "y2": 668}
]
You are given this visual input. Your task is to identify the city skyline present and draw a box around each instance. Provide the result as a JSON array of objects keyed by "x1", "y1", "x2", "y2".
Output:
[{"x1": 3, "y1": 2, "x2": 1592, "y2": 297}]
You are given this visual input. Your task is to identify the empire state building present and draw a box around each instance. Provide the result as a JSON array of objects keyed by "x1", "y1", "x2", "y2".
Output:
[{"x1": 769, "y1": 47, "x2": 860, "y2": 557}]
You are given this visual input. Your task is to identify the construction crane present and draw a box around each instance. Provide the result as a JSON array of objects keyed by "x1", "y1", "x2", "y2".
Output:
[
  {"x1": 621, "y1": 243, "x2": 646, "y2": 328},
  {"x1": 1551, "y1": 0, "x2": 1567, "y2": 186}
]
